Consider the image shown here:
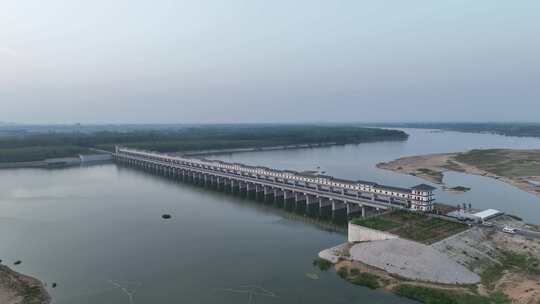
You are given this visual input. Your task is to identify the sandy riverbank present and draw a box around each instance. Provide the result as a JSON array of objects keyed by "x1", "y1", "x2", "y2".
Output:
[
  {"x1": 0, "y1": 265, "x2": 50, "y2": 304},
  {"x1": 376, "y1": 150, "x2": 540, "y2": 199}
]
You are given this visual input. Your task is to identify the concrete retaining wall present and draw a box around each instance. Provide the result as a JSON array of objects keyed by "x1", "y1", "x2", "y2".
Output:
[{"x1": 348, "y1": 223, "x2": 399, "y2": 243}]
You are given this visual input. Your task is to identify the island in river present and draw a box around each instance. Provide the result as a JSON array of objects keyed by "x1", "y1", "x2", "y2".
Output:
[
  {"x1": 0, "y1": 265, "x2": 50, "y2": 304},
  {"x1": 377, "y1": 149, "x2": 540, "y2": 199}
]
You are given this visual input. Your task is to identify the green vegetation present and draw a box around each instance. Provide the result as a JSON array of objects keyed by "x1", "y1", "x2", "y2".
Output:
[
  {"x1": 447, "y1": 186, "x2": 471, "y2": 192},
  {"x1": 454, "y1": 149, "x2": 540, "y2": 177},
  {"x1": 353, "y1": 211, "x2": 468, "y2": 244},
  {"x1": 350, "y1": 272, "x2": 380, "y2": 289},
  {"x1": 351, "y1": 217, "x2": 401, "y2": 231},
  {"x1": 337, "y1": 266, "x2": 349, "y2": 278},
  {"x1": 416, "y1": 168, "x2": 444, "y2": 182},
  {"x1": 337, "y1": 266, "x2": 381, "y2": 290},
  {"x1": 0, "y1": 145, "x2": 90, "y2": 163},
  {"x1": 0, "y1": 125, "x2": 408, "y2": 163},
  {"x1": 312, "y1": 258, "x2": 332, "y2": 271},
  {"x1": 22, "y1": 285, "x2": 48, "y2": 304},
  {"x1": 394, "y1": 285, "x2": 510, "y2": 304},
  {"x1": 481, "y1": 251, "x2": 540, "y2": 287},
  {"x1": 387, "y1": 211, "x2": 468, "y2": 243}
]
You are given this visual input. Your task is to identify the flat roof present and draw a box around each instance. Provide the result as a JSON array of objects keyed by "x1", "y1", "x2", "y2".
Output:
[
  {"x1": 472, "y1": 209, "x2": 502, "y2": 220},
  {"x1": 381, "y1": 185, "x2": 412, "y2": 193},
  {"x1": 412, "y1": 184, "x2": 437, "y2": 191}
]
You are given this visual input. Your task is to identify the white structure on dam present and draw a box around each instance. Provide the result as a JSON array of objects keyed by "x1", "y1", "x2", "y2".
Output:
[{"x1": 114, "y1": 147, "x2": 436, "y2": 216}]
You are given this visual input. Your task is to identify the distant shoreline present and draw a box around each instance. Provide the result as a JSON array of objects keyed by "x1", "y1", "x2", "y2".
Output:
[
  {"x1": 376, "y1": 149, "x2": 540, "y2": 199},
  {"x1": 179, "y1": 142, "x2": 340, "y2": 157},
  {"x1": 0, "y1": 154, "x2": 112, "y2": 170}
]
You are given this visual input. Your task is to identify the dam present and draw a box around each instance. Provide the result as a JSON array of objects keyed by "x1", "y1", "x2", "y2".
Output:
[{"x1": 114, "y1": 146, "x2": 436, "y2": 218}]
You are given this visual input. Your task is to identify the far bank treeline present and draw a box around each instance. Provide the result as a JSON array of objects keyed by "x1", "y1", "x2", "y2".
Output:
[
  {"x1": 368, "y1": 122, "x2": 540, "y2": 138},
  {"x1": 0, "y1": 125, "x2": 408, "y2": 163}
]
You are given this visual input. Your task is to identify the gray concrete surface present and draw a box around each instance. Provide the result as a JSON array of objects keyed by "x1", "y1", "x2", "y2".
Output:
[{"x1": 350, "y1": 238, "x2": 480, "y2": 284}]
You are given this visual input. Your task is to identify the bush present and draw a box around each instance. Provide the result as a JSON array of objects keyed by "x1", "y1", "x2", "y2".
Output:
[
  {"x1": 312, "y1": 258, "x2": 332, "y2": 271},
  {"x1": 350, "y1": 272, "x2": 380, "y2": 289},
  {"x1": 394, "y1": 285, "x2": 504, "y2": 304},
  {"x1": 337, "y1": 267, "x2": 348, "y2": 278}
]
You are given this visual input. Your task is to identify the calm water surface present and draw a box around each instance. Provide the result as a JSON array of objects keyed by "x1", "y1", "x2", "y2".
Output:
[
  {"x1": 1, "y1": 129, "x2": 539, "y2": 304},
  {"x1": 213, "y1": 128, "x2": 540, "y2": 222}
]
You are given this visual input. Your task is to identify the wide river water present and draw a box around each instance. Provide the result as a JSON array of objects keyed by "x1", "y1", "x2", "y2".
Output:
[{"x1": 1, "y1": 128, "x2": 539, "y2": 304}]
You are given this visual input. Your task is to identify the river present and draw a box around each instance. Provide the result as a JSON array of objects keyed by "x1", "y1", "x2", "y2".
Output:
[{"x1": 0, "y1": 128, "x2": 539, "y2": 303}]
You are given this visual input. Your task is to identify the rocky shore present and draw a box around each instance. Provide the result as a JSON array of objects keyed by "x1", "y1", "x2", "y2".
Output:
[{"x1": 0, "y1": 265, "x2": 50, "y2": 304}]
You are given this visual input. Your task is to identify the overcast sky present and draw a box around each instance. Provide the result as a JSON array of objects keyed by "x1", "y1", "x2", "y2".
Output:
[{"x1": 1, "y1": 1, "x2": 539, "y2": 124}]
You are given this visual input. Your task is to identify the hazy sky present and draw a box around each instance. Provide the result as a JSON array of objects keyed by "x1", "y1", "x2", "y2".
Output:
[{"x1": 1, "y1": 1, "x2": 539, "y2": 124}]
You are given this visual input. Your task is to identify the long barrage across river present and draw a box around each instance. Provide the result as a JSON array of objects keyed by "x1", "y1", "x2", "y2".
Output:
[{"x1": 115, "y1": 146, "x2": 436, "y2": 212}]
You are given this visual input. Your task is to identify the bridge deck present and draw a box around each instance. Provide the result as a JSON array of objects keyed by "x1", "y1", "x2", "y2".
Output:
[{"x1": 115, "y1": 152, "x2": 409, "y2": 211}]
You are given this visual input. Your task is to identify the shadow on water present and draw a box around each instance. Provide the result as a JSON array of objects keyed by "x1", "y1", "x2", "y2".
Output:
[{"x1": 116, "y1": 164, "x2": 348, "y2": 234}]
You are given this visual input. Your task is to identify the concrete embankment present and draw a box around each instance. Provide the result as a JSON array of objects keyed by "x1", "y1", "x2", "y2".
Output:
[
  {"x1": 320, "y1": 222, "x2": 480, "y2": 285},
  {"x1": 347, "y1": 223, "x2": 398, "y2": 242},
  {"x1": 349, "y1": 238, "x2": 480, "y2": 284}
]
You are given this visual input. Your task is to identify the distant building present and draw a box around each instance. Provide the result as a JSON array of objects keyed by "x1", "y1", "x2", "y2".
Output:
[{"x1": 447, "y1": 208, "x2": 503, "y2": 223}]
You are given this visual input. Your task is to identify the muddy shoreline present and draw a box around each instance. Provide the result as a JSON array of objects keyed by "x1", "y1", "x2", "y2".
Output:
[
  {"x1": 0, "y1": 265, "x2": 50, "y2": 304},
  {"x1": 376, "y1": 151, "x2": 540, "y2": 199}
]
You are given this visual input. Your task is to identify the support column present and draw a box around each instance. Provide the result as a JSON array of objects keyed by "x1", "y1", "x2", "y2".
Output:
[
  {"x1": 263, "y1": 186, "x2": 274, "y2": 203},
  {"x1": 305, "y1": 194, "x2": 318, "y2": 215},
  {"x1": 273, "y1": 189, "x2": 283, "y2": 200},
  {"x1": 255, "y1": 184, "x2": 264, "y2": 200},
  {"x1": 332, "y1": 200, "x2": 347, "y2": 222},
  {"x1": 216, "y1": 177, "x2": 222, "y2": 190},
  {"x1": 319, "y1": 197, "x2": 333, "y2": 218},
  {"x1": 346, "y1": 203, "x2": 364, "y2": 218},
  {"x1": 283, "y1": 190, "x2": 293, "y2": 201},
  {"x1": 238, "y1": 181, "x2": 247, "y2": 194},
  {"x1": 230, "y1": 179, "x2": 239, "y2": 193},
  {"x1": 292, "y1": 192, "x2": 305, "y2": 211}
]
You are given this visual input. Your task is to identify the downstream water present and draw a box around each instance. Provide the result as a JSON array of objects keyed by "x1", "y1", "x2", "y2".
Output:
[{"x1": 0, "y1": 129, "x2": 539, "y2": 304}]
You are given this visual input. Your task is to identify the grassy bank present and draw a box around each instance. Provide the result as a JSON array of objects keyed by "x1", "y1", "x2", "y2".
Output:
[
  {"x1": 394, "y1": 285, "x2": 509, "y2": 304},
  {"x1": 351, "y1": 210, "x2": 468, "y2": 244},
  {"x1": 481, "y1": 250, "x2": 540, "y2": 288},
  {"x1": 454, "y1": 149, "x2": 540, "y2": 177},
  {"x1": 0, "y1": 125, "x2": 408, "y2": 163},
  {"x1": 337, "y1": 266, "x2": 381, "y2": 289},
  {"x1": 333, "y1": 261, "x2": 509, "y2": 303}
]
